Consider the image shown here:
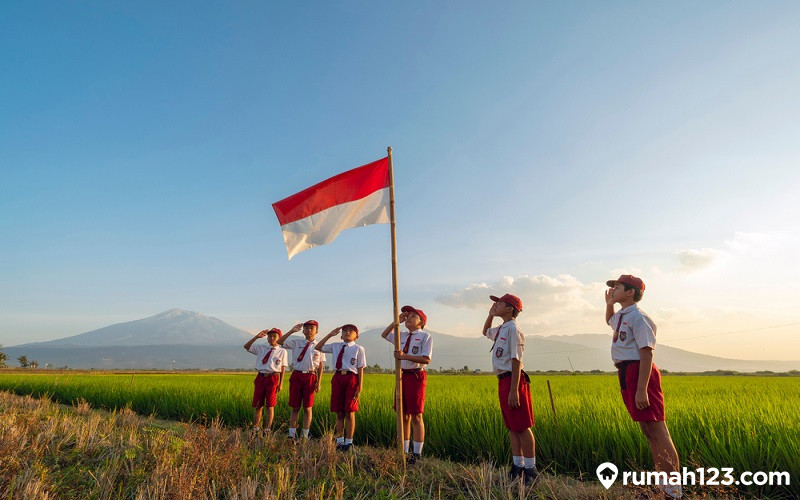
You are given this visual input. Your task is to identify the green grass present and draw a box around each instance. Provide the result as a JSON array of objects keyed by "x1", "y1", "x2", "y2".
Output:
[{"x1": 0, "y1": 371, "x2": 797, "y2": 497}]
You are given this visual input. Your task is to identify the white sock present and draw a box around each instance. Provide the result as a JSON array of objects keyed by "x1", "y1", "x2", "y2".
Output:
[
  {"x1": 403, "y1": 440, "x2": 410, "y2": 453},
  {"x1": 344, "y1": 438, "x2": 353, "y2": 445},
  {"x1": 336, "y1": 437, "x2": 344, "y2": 444},
  {"x1": 413, "y1": 441, "x2": 424, "y2": 454},
  {"x1": 288, "y1": 428, "x2": 296, "y2": 438},
  {"x1": 523, "y1": 456, "x2": 536, "y2": 468},
  {"x1": 513, "y1": 456, "x2": 524, "y2": 467},
  {"x1": 302, "y1": 428, "x2": 310, "y2": 438}
]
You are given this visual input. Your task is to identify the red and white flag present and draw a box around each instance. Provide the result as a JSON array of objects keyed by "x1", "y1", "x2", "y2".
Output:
[{"x1": 272, "y1": 157, "x2": 390, "y2": 259}]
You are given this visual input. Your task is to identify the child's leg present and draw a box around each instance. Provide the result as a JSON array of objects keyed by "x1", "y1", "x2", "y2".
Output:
[
  {"x1": 410, "y1": 414, "x2": 425, "y2": 442},
  {"x1": 402, "y1": 414, "x2": 411, "y2": 452},
  {"x1": 302, "y1": 406, "x2": 313, "y2": 431},
  {"x1": 264, "y1": 406, "x2": 274, "y2": 429},
  {"x1": 335, "y1": 412, "x2": 345, "y2": 438},
  {"x1": 289, "y1": 407, "x2": 300, "y2": 429},
  {"x1": 517, "y1": 428, "x2": 535, "y2": 458},
  {"x1": 253, "y1": 406, "x2": 263, "y2": 427},
  {"x1": 640, "y1": 421, "x2": 680, "y2": 472},
  {"x1": 509, "y1": 430, "x2": 522, "y2": 456},
  {"x1": 344, "y1": 411, "x2": 355, "y2": 439},
  {"x1": 410, "y1": 413, "x2": 425, "y2": 454}
]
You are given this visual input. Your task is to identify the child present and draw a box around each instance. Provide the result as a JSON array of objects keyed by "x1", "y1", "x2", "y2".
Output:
[
  {"x1": 316, "y1": 324, "x2": 366, "y2": 452},
  {"x1": 605, "y1": 275, "x2": 682, "y2": 499},
  {"x1": 277, "y1": 320, "x2": 326, "y2": 440},
  {"x1": 243, "y1": 327, "x2": 288, "y2": 431},
  {"x1": 381, "y1": 305, "x2": 432, "y2": 464},
  {"x1": 482, "y1": 293, "x2": 538, "y2": 484}
]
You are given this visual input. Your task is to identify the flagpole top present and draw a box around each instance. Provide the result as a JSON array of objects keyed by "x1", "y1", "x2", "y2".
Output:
[{"x1": 387, "y1": 146, "x2": 392, "y2": 154}]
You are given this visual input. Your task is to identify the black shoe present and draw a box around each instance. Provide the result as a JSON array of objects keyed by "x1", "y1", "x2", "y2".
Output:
[
  {"x1": 335, "y1": 442, "x2": 344, "y2": 451},
  {"x1": 509, "y1": 464, "x2": 524, "y2": 480},
  {"x1": 406, "y1": 453, "x2": 421, "y2": 465},
  {"x1": 341, "y1": 443, "x2": 353, "y2": 453},
  {"x1": 523, "y1": 466, "x2": 539, "y2": 485}
]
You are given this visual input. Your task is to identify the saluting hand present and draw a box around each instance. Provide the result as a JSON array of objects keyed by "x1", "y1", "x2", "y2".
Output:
[
  {"x1": 605, "y1": 289, "x2": 614, "y2": 306},
  {"x1": 289, "y1": 323, "x2": 303, "y2": 334},
  {"x1": 256, "y1": 330, "x2": 268, "y2": 338}
]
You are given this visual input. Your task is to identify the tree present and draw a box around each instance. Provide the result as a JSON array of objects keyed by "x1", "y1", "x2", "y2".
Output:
[
  {"x1": 17, "y1": 355, "x2": 29, "y2": 368},
  {"x1": 29, "y1": 360, "x2": 39, "y2": 369},
  {"x1": 0, "y1": 344, "x2": 6, "y2": 367}
]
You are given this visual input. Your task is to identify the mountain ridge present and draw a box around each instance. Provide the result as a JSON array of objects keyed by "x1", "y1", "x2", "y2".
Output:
[{"x1": 4, "y1": 310, "x2": 798, "y2": 372}]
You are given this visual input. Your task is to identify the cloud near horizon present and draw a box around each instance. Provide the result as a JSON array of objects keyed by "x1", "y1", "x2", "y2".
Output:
[{"x1": 435, "y1": 274, "x2": 605, "y2": 334}]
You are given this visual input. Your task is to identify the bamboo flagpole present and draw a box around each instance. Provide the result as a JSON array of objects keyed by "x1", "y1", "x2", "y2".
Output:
[{"x1": 387, "y1": 146, "x2": 405, "y2": 458}]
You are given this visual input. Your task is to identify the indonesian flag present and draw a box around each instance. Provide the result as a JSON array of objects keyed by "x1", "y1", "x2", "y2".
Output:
[{"x1": 272, "y1": 157, "x2": 391, "y2": 259}]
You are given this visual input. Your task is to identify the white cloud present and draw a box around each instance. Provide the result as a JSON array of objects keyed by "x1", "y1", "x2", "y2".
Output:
[
  {"x1": 675, "y1": 247, "x2": 727, "y2": 271},
  {"x1": 435, "y1": 274, "x2": 606, "y2": 334}
]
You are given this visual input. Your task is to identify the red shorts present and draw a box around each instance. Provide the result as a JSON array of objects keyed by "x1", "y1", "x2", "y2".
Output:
[
  {"x1": 617, "y1": 361, "x2": 665, "y2": 422},
  {"x1": 498, "y1": 372, "x2": 535, "y2": 432},
  {"x1": 288, "y1": 371, "x2": 317, "y2": 409},
  {"x1": 394, "y1": 369, "x2": 426, "y2": 415},
  {"x1": 252, "y1": 372, "x2": 280, "y2": 408},
  {"x1": 330, "y1": 372, "x2": 359, "y2": 413}
]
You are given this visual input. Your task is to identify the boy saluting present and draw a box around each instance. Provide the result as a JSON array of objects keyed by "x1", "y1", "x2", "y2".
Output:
[
  {"x1": 381, "y1": 305, "x2": 432, "y2": 464},
  {"x1": 277, "y1": 320, "x2": 326, "y2": 440},
  {"x1": 316, "y1": 324, "x2": 366, "y2": 452},
  {"x1": 605, "y1": 275, "x2": 682, "y2": 499},
  {"x1": 243, "y1": 327, "x2": 288, "y2": 431},
  {"x1": 482, "y1": 293, "x2": 538, "y2": 484}
]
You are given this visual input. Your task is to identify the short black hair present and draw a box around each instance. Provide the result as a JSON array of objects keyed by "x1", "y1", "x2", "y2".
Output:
[
  {"x1": 506, "y1": 303, "x2": 520, "y2": 318},
  {"x1": 622, "y1": 283, "x2": 643, "y2": 302}
]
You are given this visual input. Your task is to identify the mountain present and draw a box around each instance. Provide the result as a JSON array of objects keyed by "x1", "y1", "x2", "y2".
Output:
[
  {"x1": 4, "y1": 311, "x2": 799, "y2": 372},
  {"x1": 18, "y1": 309, "x2": 252, "y2": 347}
]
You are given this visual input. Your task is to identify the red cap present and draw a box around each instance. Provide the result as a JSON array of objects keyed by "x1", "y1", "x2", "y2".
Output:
[
  {"x1": 303, "y1": 320, "x2": 319, "y2": 327},
  {"x1": 606, "y1": 275, "x2": 645, "y2": 291},
  {"x1": 341, "y1": 324, "x2": 358, "y2": 334},
  {"x1": 490, "y1": 293, "x2": 523, "y2": 313},
  {"x1": 266, "y1": 328, "x2": 282, "y2": 335},
  {"x1": 401, "y1": 305, "x2": 427, "y2": 328}
]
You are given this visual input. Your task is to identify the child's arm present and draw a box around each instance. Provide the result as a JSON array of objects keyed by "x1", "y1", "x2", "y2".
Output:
[
  {"x1": 355, "y1": 366, "x2": 364, "y2": 400},
  {"x1": 604, "y1": 289, "x2": 615, "y2": 324},
  {"x1": 393, "y1": 351, "x2": 431, "y2": 364},
  {"x1": 277, "y1": 323, "x2": 303, "y2": 346},
  {"x1": 508, "y1": 358, "x2": 522, "y2": 408},
  {"x1": 278, "y1": 365, "x2": 285, "y2": 393},
  {"x1": 315, "y1": 327, "x2": 341, "y2": 351},
  {"x1": 381, "y1": 311, "x2": 409, "y2": 339},
  {"x1": 482, "y1": 302, "x2": 498, "y2": 336},
  {"x1": 315, "y1": 361, "x2": 323, "y2": 393},
  {"x1": 244, "y1": 330, "x2": 267, "y2": 351},
  {"x1": 635, "y1": 347, "x2": 654, "y2": 410}
]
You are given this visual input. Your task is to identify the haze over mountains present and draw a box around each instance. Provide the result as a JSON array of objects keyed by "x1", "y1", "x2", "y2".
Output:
[{"x1": 5, "y1": 309, "x2": 798, "y2": 372}]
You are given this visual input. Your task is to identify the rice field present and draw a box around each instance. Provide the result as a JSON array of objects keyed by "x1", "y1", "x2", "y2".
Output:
[{"x1": 0, "y1": 371, "x2": 797, "y2": 497}]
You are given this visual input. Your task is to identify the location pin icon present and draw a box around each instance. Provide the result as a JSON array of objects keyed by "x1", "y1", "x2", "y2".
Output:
[{"x1": 596, "y1": 462, "x2": 618, "y2": 490}]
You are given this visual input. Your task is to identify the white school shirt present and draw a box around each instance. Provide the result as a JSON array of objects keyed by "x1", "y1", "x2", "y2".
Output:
[
  {"x1": 321, "y1": 341, "x2": 367, "y2": 373},
  {"x1": 484, "y1": 320, "x2": 525, "y2": 373},
  {"x1": 248, "y1": 344, "x2": 288, "y2": 373},
  {"x1": 385, "y1": 329, "x2": 433, "y2": 370},
  {"x1": 609, "y1": 304, "x2": 657, "y2": 363},
  {"x1": 283, "y1": 338, "x2": 326, "y2": 372}
]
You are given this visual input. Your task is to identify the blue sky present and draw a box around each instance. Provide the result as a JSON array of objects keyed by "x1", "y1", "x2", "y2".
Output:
[{"x1": 2, "y1": 1, "x2": 799, "y2": 361}]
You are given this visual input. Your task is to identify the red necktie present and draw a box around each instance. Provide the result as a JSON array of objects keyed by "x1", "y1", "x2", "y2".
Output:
[
  {"x1": 490, "y1": 325, "x2": 503, "y2": 352},
  {"x1": 402, "y1": 333, "x2": 413, "y2": 354},
  {"x1": 335, "y1": 345, "x2": 346, "y2": 370},
  {"x1": 613, "y1": 313, "x2": 626, "y2": 343},
  {"x1": 261, "y1": 348, "x2": 274, "y2": 365},
  {"x1": 296, "y1": 342, "x2": 311, "y2": 362}
]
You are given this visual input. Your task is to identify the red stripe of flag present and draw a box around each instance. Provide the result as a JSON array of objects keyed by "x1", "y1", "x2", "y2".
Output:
[{"x1": 272, "y1": 157, "x2": 390, "y2": 226}]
